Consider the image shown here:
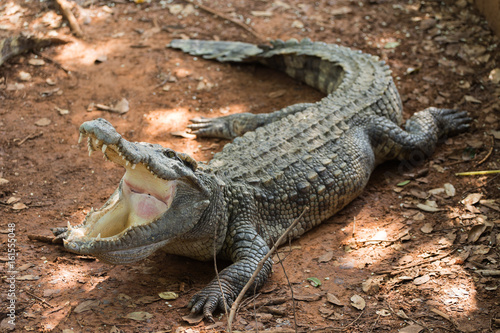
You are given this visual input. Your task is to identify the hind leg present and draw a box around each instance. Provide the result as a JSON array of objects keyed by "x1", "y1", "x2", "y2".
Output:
[{"x1": 188, "y1": 102, "x2": 314, "y2": 139}]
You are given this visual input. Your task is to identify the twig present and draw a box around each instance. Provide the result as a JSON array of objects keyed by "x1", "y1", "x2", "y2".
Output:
[
  {"x1": 212, "y1": 223, "x2": 228, "y2": 322},
  {"x1": 455, "y1": 170, "x2": 500, "y2": 176},
  {"x1": 17, "y1": 132, "x2": 43, "y2": 146},
  {"x1": 377, "y1": 248, "x2": 457, "y2": 275},
  {"x1": 475, "y1": 269, "x2": 500, "y2": 276},
  {"x1": 386, "y1": 301, "x2": 430, "y2": 331},
  {"x1": 28, "y1": 234, "x2": 56, "y2": 243},
  {"x1": 227, "y1": 207, "x2": 309, "y2": 332},
  {"x1": 273, "y1": 242, "x2": 298, "y2": 332},
  {"x1": 475, "y1": 135, "x2": 494, "y2": 167},
  {"x1": 429, "y1": 308, "x2": 460, "y2": 330},
  {"x1": 55, "y1": 0, "x2": 84, "y2": 37},
  {"x1": 25, "y1": 290, "x2": 54, "y2": 308},
  {"x1": 33, "y1": 51, "x2": 72, "y2": 74},
  {"x1": 180, "y1": 0, "x2": 265, "y2": 42}
]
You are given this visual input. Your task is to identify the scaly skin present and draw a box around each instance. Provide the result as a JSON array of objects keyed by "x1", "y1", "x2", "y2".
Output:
[
  {"x1": 0, "y1": 33, "x2": 67, "y2": 66},
  {"x1": 53, "y1": 38, "x2": 471, "y2": 320}
]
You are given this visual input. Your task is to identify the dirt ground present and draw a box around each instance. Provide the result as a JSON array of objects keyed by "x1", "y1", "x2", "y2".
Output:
[{"x1": 0, "y1": 0, "x2": 499, "y2": 332}]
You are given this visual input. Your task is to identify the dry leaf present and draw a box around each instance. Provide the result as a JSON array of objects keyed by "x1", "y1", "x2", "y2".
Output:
[
  {"x1": 362, "y1": 276, "x2": 383, "y2": 295},
  {"x1": 113, "y1": 98, "x2": 129, "y2": 114},
  {"x1": 376, "y1": 309, "x2": 391, "y2": 317},
  {"x1": 136, "y1": 295, "x2": 160, "y2": 304},
  {"x1": 158, "y1": 291, "x2": 178, "y2": 300},
  {"x1": 416, "y1": 203, "x2": 439, "y2": 212},
  {"x1": 444, "y1": 183, "x2": 455, "y2": 197},
  {"x1": 182, "y1": 312, "x2": 204, "y2": 324},
  {"x1": 462, "y1": 193, "x2": 482, "y2": 205},
  {"x1": 318, "y1": 251, "x2": 334, "y2": 263},
  {"x1": 467, "y1": 224, "x2": 487, "y2": 243},
  {"x1": 413, "y1": 274, "x2": 430, "y2": 285},
  {"x1": 17, "y1": 275, "x2": 39, "y2": 281},
  {"x1": 126, "y1": 311, "x2": 153, "y2": 321},
  {"x1": 12, "y1": 202, "x2": 27, "y2": 210},
  {"x1": 350, "y1": 294, "x2": 365, "y2": 310},
  {"x1": 7, "y1": 197, "x2": 20, "y2": 204},
  {"x1": 428, "y1": 188, "x2": 444, "y2": 196},
  {"x1": 399, "y1": 324, "x2": 424, "y2": 333},
  {"x1": 420, "y1": 223, "x2": 433, "y2": 234},
  {"x1": 464, "y1": 95, "x2": 481, "y2": 104},
  {"x1": 268, "y1": 89, "x2": 286, "y2": 98},
  {"x1": 293, "y1": 293, "x2": 322, "y2": 301},
  {"x1": 472, "y1": 245, "x2": 490, "y2": 255},
  {"x1": 326, "y1": 293, "x2": 344, "y2": 306},
  {"x1": 74, "y1": 299, "x2": 100, "y2": 313},
  {"x1": 413, "y1": 212, "x2": 425, "y2": 221}
]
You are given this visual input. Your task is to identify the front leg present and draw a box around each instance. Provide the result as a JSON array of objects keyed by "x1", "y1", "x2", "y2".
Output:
[
  {"x1": 188, "y1": 102, "x2": 314, "y2": 139},
  {"x1": 188, "y1": 225, "x2": 272, "y2": 320}
]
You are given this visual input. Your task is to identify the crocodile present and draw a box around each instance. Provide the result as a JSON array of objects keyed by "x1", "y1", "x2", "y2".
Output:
[
  {"x1": 52, "y1": 38, "x2": 471, "y2": 319},
  {"x1": 0, "y1": 33, "x2": 67, "y2": 67}
]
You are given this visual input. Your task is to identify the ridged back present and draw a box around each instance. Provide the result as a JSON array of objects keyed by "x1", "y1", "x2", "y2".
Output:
[{"x1": 207, "y1": 39, "x2": 401, "y2": 182}]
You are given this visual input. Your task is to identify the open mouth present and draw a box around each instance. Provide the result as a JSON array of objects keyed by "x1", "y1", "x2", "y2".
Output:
[{"x1": 65, "y1": 131, "x2": 176, "y2": 245}]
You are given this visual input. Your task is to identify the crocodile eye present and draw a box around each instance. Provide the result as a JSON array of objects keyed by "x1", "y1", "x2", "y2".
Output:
[{"x1": 163, "y1": 150, "x2": 176, "y2": 158}]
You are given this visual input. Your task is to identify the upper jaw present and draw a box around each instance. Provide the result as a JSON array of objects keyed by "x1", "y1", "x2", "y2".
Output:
[{"x1": 60, "y1": 118, "x2": 211, "y2": 261}]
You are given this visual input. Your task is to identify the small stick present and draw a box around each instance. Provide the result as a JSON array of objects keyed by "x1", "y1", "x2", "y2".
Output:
[
  {"x1": 475, "y1": 135, "x2": 495, "y2": 167},
  {"x1": 55, "y1": 0, "x2": 84, "y2": 37},
  {"x1": 33, "y1": 51, "x2": 71, "y2": 74},
  {"x1": 455, "y1": 170, "x2": 500, "y2": 176},
  {"x1": 17, "y1": 132, "x2": 43, "y2": 146},
  {"x1": 378, "y1": 248, "x2": 456, "y2": 275},
  {"x1": 227, "y1": 207, "x2": 309, "y2": 332},
  {"x1": 28, "y1": 234, "x2": 56, "y2": 243},
  {"x1": 25, "y1": 290, "x2": 54, "y2": 308},
  {"x1": 180, "y1": 0, "x2": 265, "y2": 42}
]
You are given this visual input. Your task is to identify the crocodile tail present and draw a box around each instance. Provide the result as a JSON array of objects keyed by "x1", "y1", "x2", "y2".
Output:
[{"x1": 168, "y1": 39, "x2": 264, "y2": 62}]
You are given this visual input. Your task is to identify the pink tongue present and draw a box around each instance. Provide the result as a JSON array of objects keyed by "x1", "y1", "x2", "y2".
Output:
[{"x1": 130, "y1": 193, "x2": 167, "y2": 220}]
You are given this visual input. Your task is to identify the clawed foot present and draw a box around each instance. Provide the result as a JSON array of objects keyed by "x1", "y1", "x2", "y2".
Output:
[
  {"x1": 188, "y1": 116, "x2": 235, "y2": 139},
  {"x1": 50, "y1": 226, "x2": 68, "y2": 244},
  {"x1": 429, "y1": 107, "x2": 472, "y2": 137},
  {"x1": 187, "y1": 282, "x2": 235, "y2": 321},
  {"x1": 188, "y1": 112, "x2": 261, "y2": 140}
]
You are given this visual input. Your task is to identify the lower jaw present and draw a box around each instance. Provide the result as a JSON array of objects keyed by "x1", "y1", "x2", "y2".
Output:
[{"x1": 92, "y1": 240, "x2": 169, "y2": 264}]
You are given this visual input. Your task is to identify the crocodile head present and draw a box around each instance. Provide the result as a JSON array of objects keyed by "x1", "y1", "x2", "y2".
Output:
[{"x1": 61, "y1": 118, "x2": 211, "y2": 264}]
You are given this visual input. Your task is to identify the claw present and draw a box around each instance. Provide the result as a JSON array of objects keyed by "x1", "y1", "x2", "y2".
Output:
[{"x1": 78, "y1": 133, "x2": 84, "y2": 144}]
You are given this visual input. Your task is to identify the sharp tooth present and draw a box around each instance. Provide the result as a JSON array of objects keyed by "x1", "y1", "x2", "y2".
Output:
[
  {"x1": 132, "y1": 164, "x2": 136, "y2": 169},
  {"x1": 125, "y1": 160, "x2": 130, "y2": 166},
  {"x1": 78, "y1": 133, "x2": 84, "y2": 144},
  {"x1": 67, "y1": 221, "x2": 73, "y2": 231},
  {"x1": 96, "y1": 233, "x2": 101, "y2": 240},
  {"x1": 90, "y1": 207, "x2": 94, "y2": 212},
  {"x1": 95, "y1": 138, "x2": 100, "y2": 145},
  {"x1": 102, "y1": 144, "x2": 107, "y2": 154},
  {"x1": 88, "y1": 147, "x2": 93, "y2": 157}
]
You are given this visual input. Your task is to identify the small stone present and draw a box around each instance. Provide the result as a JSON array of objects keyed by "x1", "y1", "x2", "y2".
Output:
[
  {"x1": 35, "y1": 118, "x2": 51, "y2": 127},
  {"x1": 444, "y1": 183, "x2": 455, "y2": 197},
  {"x1": 489, "y1": 68, "x2": 500, "y2": 84},
  {"x1": 28, "y1": 58, "x2": 45, "y2": 66},
  {"x1": 292, "y1": 20, "x2": 304, "y2": 29},
  {"x1": 19, "y1": 71, "x2": 32, "y2": 81},
  {"x1": 46, "y1": 78, "x2": 57, "y2": 86}
]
